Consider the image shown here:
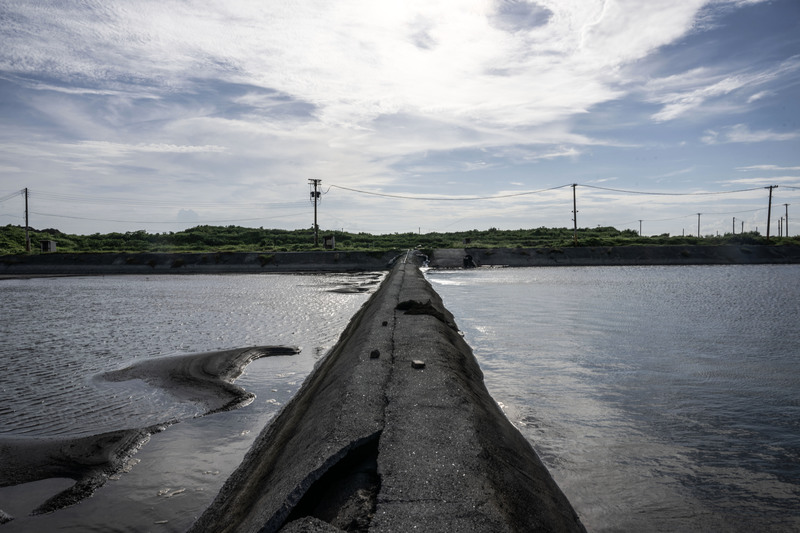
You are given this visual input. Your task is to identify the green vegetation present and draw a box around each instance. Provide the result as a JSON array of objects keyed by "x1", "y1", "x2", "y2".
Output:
[{"x1": 1, "y1": 224, "x2": 795, "y2": 255}]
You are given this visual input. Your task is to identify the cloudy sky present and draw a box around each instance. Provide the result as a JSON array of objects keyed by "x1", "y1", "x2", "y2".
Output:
[{"x1": 1, "y1": 0, "x2": 799, "y2": 237}]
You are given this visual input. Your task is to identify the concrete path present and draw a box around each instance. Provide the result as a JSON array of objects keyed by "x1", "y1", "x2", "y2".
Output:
[{"x1": 190, "y1": 253, "x2": 585, "y2": 532}]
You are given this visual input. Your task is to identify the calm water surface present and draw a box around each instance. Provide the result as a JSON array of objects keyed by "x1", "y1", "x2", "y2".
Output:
[
  {"x1": 0, "y1": 273, "x2": 381, "y2": 532},
  {"x1": 427, "y1": 264, "x2": 800, "y2": 532}
]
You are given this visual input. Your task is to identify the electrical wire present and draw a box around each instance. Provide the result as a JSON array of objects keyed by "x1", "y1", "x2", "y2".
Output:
[
  {"x1": 608, "y1": 207, "x2": 766, "y2": 228},
  {"x1": 329, "y1": 183, "x2": 572, "y2": 200},
  {"x1": 580, "y1": 184, "x2": 766, "y2": 196},
  {"x1": 0, "y1": 190, "x2": 23, "y2": 203},
  {"x1": 28, "y1": 190, "x2": 307, "y2": 210},
  {"x1": 29, "y1": 210, "x2": 308, "y2": 225}
]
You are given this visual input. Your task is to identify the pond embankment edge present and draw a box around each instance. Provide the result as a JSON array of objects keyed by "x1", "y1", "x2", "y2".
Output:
[
  {"x1": 189, "y1": 254, "x2": 586, "y2": 532},
  {"x1": 2, "y1": 244, "x2": 798, "y2": 278}
]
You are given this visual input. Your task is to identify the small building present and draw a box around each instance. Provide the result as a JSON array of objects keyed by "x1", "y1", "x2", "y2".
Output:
[
  {"x1": 323, "y1": 235, "x2": 336, "y2": 250},
  {"x1": 40, "y1": 240, "x2": 57, "y2": 252}
]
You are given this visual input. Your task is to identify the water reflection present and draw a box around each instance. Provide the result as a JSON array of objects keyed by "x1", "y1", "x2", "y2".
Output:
[
  {"x1": 428, "y1": 265, "x2": 800, "y2": 532},
  {"x1": 0, "y1": 272, "x2": 382, "y2": 532}
]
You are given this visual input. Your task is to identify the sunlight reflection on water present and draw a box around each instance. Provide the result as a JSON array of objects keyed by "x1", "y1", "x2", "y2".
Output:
[
  {"x1": 428, "y1": 264, "x2": 800, "y2": 532},
  {"x1": 0, "y1": 272, "x2": 382, "y2": 532}
]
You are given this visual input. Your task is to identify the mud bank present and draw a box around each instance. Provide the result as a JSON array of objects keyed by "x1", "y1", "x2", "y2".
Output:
[
  {"x1": 0, "y1": 250, "x2": 399, "y2": 277},
  {"x1": 190, "y1": 252, "x2": 585, "y2": 533},
  {"x1": 429, "y1": 244, "x2": 800, "y2": 268},
  {"x1": 0, "y1": 346, "x2": 297, "y2": 520}
]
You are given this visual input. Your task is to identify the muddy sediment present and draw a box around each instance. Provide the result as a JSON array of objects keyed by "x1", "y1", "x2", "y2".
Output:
[
  {"x1": 190, "y1": 252, "x2": 586, "y2": 532},
  {"x1": 101, "y1": 346, "x2": 300, "y2": 415},
  {"x1": 0, "y1": 345, "x2": 298, "y2": 519}
]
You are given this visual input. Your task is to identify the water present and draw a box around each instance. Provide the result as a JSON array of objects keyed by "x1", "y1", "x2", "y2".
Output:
[
  {"x1": 427, "y1": 265, "x2": 800, "y2": 532},
  {"x1": 0, "y1": 272, "x2": 382, "y2": 532}
]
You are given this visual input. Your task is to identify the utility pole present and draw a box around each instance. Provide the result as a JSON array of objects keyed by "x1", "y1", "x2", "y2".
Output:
[
  {"x1": 778, "y1": 217, "x2": 783, "y2": 237},
  {"x1": 697, "y1": 213, "x2": 701, "y2": 238},
  {"x1": 639, "y1": 220, "x2": 642, "y2": 236},
  {"x1": 571, "y1": 184, "x2": 578, "y2": 246},
  {"x1": 732, "y1": 217, "x2": 736, "y2": 235},
  {"x1": 785, "y1": 203, "x2": 790, "y2": 237},
  {"x1": 741, "y1": 220, "x2": 744, "y2": 234},
  {"x1": 308, "y1": 179, "x2": 321, "y2": 247},
  {"x1": 766, "y1": 185, "x2": 777, "y2": 242},
  {"x1": 24, "y1": 187, "x2": 30, "y2": 253}
]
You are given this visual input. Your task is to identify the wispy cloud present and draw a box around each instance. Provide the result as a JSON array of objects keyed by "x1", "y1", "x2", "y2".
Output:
[
  {"x1": 702, "y1": 124, "x2": 800, "y2": 144},
  {"x1": 0, "y1": 0, "x2": 797, "y2": 235},
  {"x1": 722, "y1": 176, "x2": 800, "y2": 186},
  {"x1": 645, "y1": 55, "x2": 800, "y2": 122},
  {"x1": 737, "y1": 164, "x2": 800, "y2": 172},
  {"x1": 77, "y1": 141, "x2": 228, "y2": 155}
]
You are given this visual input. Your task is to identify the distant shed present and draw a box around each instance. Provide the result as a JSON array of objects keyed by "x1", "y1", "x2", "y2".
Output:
[{"x1": 40, "y1": 240, "x2": 57, "y2": 252}]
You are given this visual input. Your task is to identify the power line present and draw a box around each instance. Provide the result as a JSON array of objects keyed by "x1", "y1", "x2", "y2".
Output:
[
  {"x1": 29, "y1": 210, "x2": 308, "y2": 225},
  {"x1": 701, "y1": 207, "x2": 764, "y2": 216},
  {"x1": 329, "y1": 182, "x2": 775, "y2": 201},
  {"x1": 27, "y1": 190, "x2": 307, "y2": 210},
  {"x1": 329, "y1": 183, "x2": 572, "y2": 200},
  {"x1": 607, "y1": 207, "x2": 764, "y2": 228},
  {"x1": 0, "y1": 190, "x2": 23, "y2": 203},
  {"x1": 580, "y1": 184, "x2": 765, "y2": 196}
]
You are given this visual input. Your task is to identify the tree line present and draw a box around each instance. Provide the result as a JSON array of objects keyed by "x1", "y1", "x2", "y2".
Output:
[{"x1": 0, "y1": 223, "x2": 788, "y2": 255}]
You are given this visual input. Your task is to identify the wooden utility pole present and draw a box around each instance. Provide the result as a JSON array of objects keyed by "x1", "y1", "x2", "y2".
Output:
[
  {"x1": 785, "y1": 203, "x2": 790, "y2": 237},
  {"x1": 309, "y1": 179, "x2": 321, "y2": 246},
  {"x1": 732, "y1": 217, "x2": 736, "y2": 235},
  {"x1": 24, "y1": 187, "x2": 30, "y2": 253},
  {"x1": 571, "y1": 184, "x2": 578, "y2": 246},
  {"x1": 765, "y1": 185, "x2": 777, "y2": 242}
]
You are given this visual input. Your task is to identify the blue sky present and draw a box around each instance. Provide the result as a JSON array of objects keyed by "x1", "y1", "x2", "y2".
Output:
[{"x1": 1, "y1": 0, "x2": 798, "y2": 237}]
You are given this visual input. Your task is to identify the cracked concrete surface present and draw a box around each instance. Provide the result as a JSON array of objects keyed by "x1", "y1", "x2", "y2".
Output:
[{"x1": 190, "y1": 253, "x2": 585, "y2": 533}]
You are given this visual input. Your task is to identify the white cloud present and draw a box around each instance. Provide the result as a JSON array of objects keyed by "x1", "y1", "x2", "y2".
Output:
[
  {"x1": 737, "y1": 165, "x2": 800, "y2": 172},
  {"x1": 722, "y1": 176, "x2": 800, "y2": 186},
  {"x1": 0, "y1": 1, "x2": 715, "y2": 135},
  {"x1": 0, "y1": 0, "x2": 796, "y2": 235},
  {"x1": 747, "y1": 91, "x2": 770, "y2": 103},
  {"x1": 176, "y1": 209, "x2": 200, "y2": 223},
  {"x1": 646, "y1": 56, "x2": 800, "y2": 122},
  {"x1": 77, "y1": 141, "x2": 228, "y2": 155},
  {"x1": 702, "y1": 124, "x2": 800, "y2": 144}
]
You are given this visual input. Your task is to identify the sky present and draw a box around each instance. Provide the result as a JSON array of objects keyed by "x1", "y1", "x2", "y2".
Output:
[{"x1": 1, "y1": 0, "x2": 799, "y2": 237}]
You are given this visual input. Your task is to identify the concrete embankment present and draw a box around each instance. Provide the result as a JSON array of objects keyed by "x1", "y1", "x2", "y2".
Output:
[
  {"x1": 430, "y1": 244, "x2": 800, "y2": 268},
  {"x1": 3, "y1": 245, "x2": 798, "y2": 277},
  {"x1": 0, "y1": 250, "x2": 398, "y2": 277},
  {"x1": 190, "y1": 253, "x2": 585, "y2": 533}
]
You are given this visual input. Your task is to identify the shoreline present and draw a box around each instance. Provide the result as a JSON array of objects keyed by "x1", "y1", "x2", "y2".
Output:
[
  {"x1": 0, "y1": 250, "x2": 400, "y2": 278},
  {"x1": 1, "y1": 245, "x2": 798, "y2": 279},
  {"x1": 429, "y1": 244, "x2": 800, "y2": 268}
]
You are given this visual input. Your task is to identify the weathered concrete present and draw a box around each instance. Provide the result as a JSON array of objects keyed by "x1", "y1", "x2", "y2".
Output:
[
  {"x1": 429, "y1": 244, "x2": 800, "y2": 268},
  {"x1": 0, "y1": 250, "x2": 399, "y2": 277},
  {"x1": 190, "y1": 252, "x2": 585, "y2": 533}
]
